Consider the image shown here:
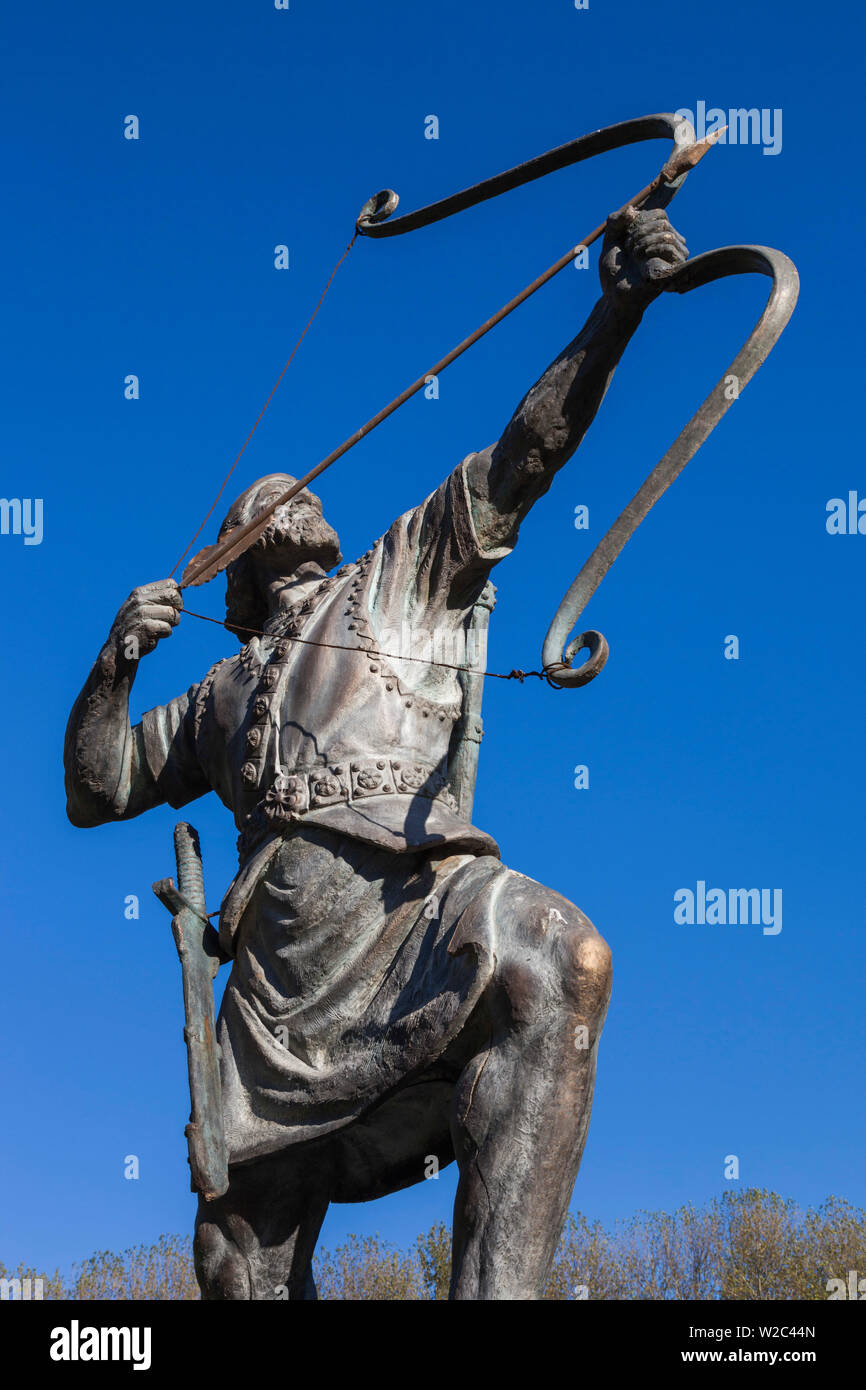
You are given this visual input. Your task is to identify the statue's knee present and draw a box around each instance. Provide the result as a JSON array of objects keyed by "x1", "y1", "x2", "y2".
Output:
[
  {"x1": 194, "y1": 1219, "x2": 251, "y2": 1300},
  {"x1": 494, "y1": 873, "x2": 611, "y2": 1025},
  {"x1": 556, "y1": 912, "x2": 612, "y2": 1017}
]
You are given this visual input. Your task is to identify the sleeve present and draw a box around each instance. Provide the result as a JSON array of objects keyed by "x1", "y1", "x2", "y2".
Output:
[
  {"x1": 380, "y1": 454, "x2": 514, "y2": 615},
  {"x1": 139, "y1": 683, "x2": 211, "y2": 811}
]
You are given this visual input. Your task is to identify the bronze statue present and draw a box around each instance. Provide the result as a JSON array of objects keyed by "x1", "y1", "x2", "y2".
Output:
[{"x1": 64, "y1": 115, "x2": 797, "y2": 1300}]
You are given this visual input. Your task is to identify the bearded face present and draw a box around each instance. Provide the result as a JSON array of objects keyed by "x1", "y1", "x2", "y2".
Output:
[
  {"x1": 249, "y1": 487, "x2": 342, "y2": 575},
  {"x1": 222, "y1": 477, "x2": 343, "y2": 640}
]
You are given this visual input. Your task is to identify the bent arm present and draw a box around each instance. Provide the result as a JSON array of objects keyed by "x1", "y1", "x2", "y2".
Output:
[
  {"x1": 64, "y1": 644, "x2": 158, "y2": 826},
  {"x1": 64, "y1": 579, "x2": 184, "y2": 826}
]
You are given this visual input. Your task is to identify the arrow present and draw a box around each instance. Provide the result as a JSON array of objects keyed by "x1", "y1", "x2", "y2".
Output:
[{"x1": 180, "y1": 128, "x2": 725, "y2": 590}]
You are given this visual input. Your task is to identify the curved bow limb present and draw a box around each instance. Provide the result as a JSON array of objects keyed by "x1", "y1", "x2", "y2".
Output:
[
  {"x1": 541, "y1": 245, "x2": 800, "y2": 689},
  {"x1": 356, "y1": 112, "x2": 698, "y2": 236}
]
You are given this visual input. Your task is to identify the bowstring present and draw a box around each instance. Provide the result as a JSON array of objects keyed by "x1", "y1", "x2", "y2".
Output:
[
  {"x1": 179, "y1": 603, "x2": 555, "y2": 686},
  {"x1": 167, "y1": 223, "x2": 562, "y2": 688},
  {"x1": 169, "y1": 231, "x2": 359, "y2": 580}
]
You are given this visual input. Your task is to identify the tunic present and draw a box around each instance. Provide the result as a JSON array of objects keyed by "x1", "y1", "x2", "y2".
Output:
[{"x1": 137, "y1": 454, "x2": 514, "y2": 1162}]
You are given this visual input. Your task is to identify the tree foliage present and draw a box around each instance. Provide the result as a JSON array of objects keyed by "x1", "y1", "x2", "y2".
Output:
[
  {"x1": 0, "y1": 1234, "x2": 198, "y2": 1301},
  {"x1": 3, "y1": 1190, "x2": 864, "y2": 1300}
]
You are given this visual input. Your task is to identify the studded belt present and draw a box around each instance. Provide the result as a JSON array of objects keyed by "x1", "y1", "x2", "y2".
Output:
[{"x1": 254, "y1": 754, "x2": 460, "y2": 830}]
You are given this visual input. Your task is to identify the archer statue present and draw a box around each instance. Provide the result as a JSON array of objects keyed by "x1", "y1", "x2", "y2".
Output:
[
  {"x1": 65, "y1": 103, "x2": 801, "y2": 1299},
  {"x1": 65, "y1": 202, "x2": 688, "y2": 1299}
]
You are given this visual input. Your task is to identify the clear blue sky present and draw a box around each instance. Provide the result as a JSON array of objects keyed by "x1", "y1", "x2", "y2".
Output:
[{"x1": 2, "y1": 0, "x2": 862, "y2": 1278}]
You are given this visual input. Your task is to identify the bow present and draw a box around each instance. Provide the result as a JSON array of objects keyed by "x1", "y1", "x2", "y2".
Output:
[
  {"x1": 542, "y1": 243, "x2": 798, "y2": 686},
  {"x1": 180, "y1": 113, "x2": 799, "y2": 690}
]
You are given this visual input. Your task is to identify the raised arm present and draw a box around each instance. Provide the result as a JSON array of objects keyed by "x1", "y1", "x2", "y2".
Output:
[
  {"x1": 64, "y1": 579, "x2": 183, "y2": 826},
  {"x1": 466, "y1": 207, "x2": 688, "y2": 552}
]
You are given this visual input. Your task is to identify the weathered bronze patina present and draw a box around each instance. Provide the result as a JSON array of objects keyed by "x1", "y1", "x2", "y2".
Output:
[{"x1": 64, "y1": 113, "x2": 797, "y2": 1300}]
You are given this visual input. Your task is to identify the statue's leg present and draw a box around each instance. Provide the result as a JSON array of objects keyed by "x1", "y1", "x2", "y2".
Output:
[
  {"x1": 194, "y1": 1145, "x2": 331, "y2": 1300},
  {"x1": 448, "y1": 871, "x2": 612, "y2": 1300}
]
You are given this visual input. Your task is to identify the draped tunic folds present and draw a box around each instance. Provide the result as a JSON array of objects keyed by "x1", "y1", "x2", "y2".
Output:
[
  {"x1": 135, "y1": 455, "x2": 516, "y2": 1161},
  {"x1": 218, "y1": 830, "x2": 508, "y2": 1163}
]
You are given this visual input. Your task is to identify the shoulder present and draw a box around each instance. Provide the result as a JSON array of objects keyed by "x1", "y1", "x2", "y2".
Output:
[{"x1": 377, "y1": 453, "x2": 482, "y2": 556}]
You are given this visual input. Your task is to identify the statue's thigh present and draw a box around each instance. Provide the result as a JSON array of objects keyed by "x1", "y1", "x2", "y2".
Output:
[
  {"x1": 263, "y1": 869, "x2": 611, "y2": 1205},
  {"x1": 327, "y1": 1078, "x2": 458, "y2": 1203}
]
